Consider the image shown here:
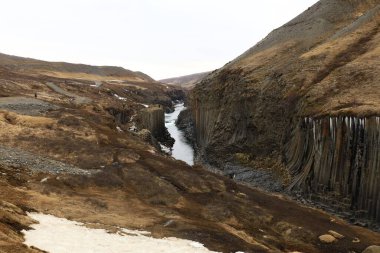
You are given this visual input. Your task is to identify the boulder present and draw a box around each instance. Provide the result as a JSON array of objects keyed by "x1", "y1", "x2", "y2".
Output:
[
  {"x1": 318, "y1": 234, "x2": 336, "y2": 244},
  {"x1": 363, "y1": 246, "x2": 380, "y2": 253},
  {"x1": 137, "y1": 129, "x2": 152, "y2": 142},
  {"x1": 328, "y1": 230, "x2": 344, "y2": 239}
]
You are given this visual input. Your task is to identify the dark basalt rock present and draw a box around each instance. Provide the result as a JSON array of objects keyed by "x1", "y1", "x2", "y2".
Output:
[
  {"x1": 175, "y1": 108, "x2": 195, "y2": 145},
  {"x1": 136, "y1": 105, "x2": 174, "y2": 148},
  {"x1": 106, "y1": 107, "x2": 133, "y2": 124},
  {"x1": 285, "y1": 116, "x2": 380, "y2": 223}
]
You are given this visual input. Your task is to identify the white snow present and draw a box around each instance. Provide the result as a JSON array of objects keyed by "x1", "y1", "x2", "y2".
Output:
[
  {"x1": 90, "y1": 81, "x2": 102, "y2": 88},
  {"x1": 129, "y1": 125, "x2": 137, "y2": 132},
  {"x1": 40, "y1": 177, "x2": 48, "y2": 183},
  {"x1": 23, "y1": 213, "x2": 220, "y2": 253},
  {"x1": 160, "y1": 143, "x2": 171, "y2": 154},
  {"x1": 114, "y1": 94, "x2": 127, "y2": 101},
  {"x1": 129, "y1": 115, "x2": 136, "y2": 122}
]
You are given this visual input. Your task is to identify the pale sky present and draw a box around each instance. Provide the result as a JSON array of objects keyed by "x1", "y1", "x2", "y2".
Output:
[{"x1": 0, "y1": 0, "x2": 318, "y2": 80}]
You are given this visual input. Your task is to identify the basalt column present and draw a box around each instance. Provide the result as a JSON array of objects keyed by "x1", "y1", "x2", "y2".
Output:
[
  {"x1": 136, "y1": 105, "x2": 174, "y2": 146},
  {"x1": 285, "y1": 116, "x2": 380, "y2": 222},
  {"x1": 136, "y1": 106, "x2": 165, "y2": 137}
]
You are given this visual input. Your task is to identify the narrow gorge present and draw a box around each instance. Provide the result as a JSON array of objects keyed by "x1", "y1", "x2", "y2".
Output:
[{"x1": 0, "y1": 0, "x2": 379, "y2": 252}]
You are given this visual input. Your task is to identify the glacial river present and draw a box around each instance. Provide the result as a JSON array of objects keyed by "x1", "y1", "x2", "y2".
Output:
[{"x1": 165, "y1": 103, "x2": 194, "y2": 166}]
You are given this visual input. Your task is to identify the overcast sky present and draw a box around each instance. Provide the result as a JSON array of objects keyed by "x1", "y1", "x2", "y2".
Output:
[{"x1": 0, "y1": 0, "x2": 318, "y2": 79}]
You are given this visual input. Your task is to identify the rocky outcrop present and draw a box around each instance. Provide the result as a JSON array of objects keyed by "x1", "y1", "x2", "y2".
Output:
[
  {"x1": 106, "y1": 107, "x2": 133, "y2": 124},
  {"x1": 165, "y1": 89, "x2": 186, "y2": 103},
  {"x1": 136, "y1": 106, "x2": 165, "y2": 137},
  {"x1": 136, "y1": 105, "x2": 174, "y2": 146},
  {"x1": 191, "y1": 69, "x2": 290, "y2": 165},
  {"x1": 175, "y1": 108, "x2": 195, "y2": 144},
  {"x1": 286, "y1": 116, "x2": 380, "y2": 222},
  {"x1": 363, "y1": 246, "x2": 380, "y2": 253}
]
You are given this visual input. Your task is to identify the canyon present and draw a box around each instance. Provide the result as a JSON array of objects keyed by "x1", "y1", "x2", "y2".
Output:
[
  {"x1": 0, "y1": 49, "x2": 378, "y2": 252},
  {"x1": 0, "y1": 0, "x2": 379, "y2": 252}
]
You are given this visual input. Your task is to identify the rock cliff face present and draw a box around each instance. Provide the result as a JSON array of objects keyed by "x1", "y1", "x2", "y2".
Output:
[
  {"x1": 286, "y1": 116, "x2": 380, "y2": 222},
  {"x1": 136, "y1": 106, "x2": 165, "y2": 137},
  {"x1": 136, "y1": 106, "x2": 174, "y2": 146},
  {"x1": 190, "y1": 0, "x2": 380, "y2": 222}
]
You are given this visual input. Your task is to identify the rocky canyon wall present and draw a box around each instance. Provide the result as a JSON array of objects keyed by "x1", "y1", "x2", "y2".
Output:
[
  {"x1": 136, "y1": 106, "x2": 165, "y2": 137},
  {"x1": 191, "y1": 71, "x2": 291, "y2": 166},
  {"x1": 285, "y1": 116, "x2": 380, "y2": 222},
  {"x1": 189, "y1": 0, "x2": 380, "y2": 224}
]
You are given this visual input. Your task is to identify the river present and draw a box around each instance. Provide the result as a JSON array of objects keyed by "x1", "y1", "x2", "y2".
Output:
[{"x1": 165, "y1": 103, "x2": 194, "y2": 166}]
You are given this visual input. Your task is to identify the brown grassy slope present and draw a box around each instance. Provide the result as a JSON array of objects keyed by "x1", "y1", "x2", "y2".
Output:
[
  {"x1": 160, "y1": 71, "x2": 211, "y2": 89},
  {"x1": 0, "y1": 63, "x2": 180, "y2": 111},
  {"x1": 0, "y1": 52, "x2": 154, "y2": 82}
]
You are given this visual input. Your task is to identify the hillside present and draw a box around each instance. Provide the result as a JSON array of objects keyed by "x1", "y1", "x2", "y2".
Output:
[
  {"x1": 190, "y1": 0, "x2": 380, "y2": 224},
  {"x1": 0, "y1": 52, "x2": 154, "y2": 82},
  {"x1": 160, "y1": 71, "x2": 210, "y2": 89}
]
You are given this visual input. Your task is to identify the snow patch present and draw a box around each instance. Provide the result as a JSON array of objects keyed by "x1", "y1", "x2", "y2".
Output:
[
  {"x1": 40, "y1": 177, "x2": 48, "y2": 183},
  {"x1": 90, "y1": 81, "x2": 102, "y2": 88},
  {"x1": 23, "y1": 213, "x2": 220, "y2": 253},
  {"x1": 114, "y1": 94, "x2": 127, "y2": 101},
  {"x1": 160, "y1": 143, "x2": 171, "y2": 154}
]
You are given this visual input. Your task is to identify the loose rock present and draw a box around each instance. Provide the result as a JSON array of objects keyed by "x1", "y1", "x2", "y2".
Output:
[
  {"x1": 318, "y1": 234, "x2": 336, "y2": 243},
  {"x1": 328, "y1": 230, "x2": 344, "y2": 239},
  {"x1": 362, "y1": 246, "x2": 380, "y2": 253}
]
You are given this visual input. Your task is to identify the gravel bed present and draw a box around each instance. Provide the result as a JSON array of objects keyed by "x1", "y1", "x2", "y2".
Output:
[
  {"x1": 0, "y1": 97, "x2": 58, "y2": 116},
  {"x1": 0, "y1": 145, "x2": 92, "y2": 175}
]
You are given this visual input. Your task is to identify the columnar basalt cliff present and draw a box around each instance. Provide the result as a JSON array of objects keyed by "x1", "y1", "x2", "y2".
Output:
[
  {"x1": 136, "y1": 106, "x2": 165, "y2": 137},
  {"x1": 286, "y1": 116, "x2": 380, "y2": 222},
  {"x1": 190, "y1": 0, "x2": 380, "y2": 224},
  {"x1": 136, "y1": 105, "x2": 174, "y2": 146},
  {"x1": 2, "y1": 13, "x2": 380, "y2": 252}
]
